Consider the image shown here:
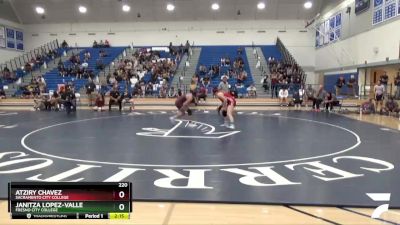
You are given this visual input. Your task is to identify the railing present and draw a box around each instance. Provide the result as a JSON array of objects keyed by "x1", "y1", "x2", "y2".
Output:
[{"x1": 0, "y1": 40, "x2": 62, "y2": 86}]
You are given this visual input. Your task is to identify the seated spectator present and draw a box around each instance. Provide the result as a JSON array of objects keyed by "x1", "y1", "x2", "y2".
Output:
[
  {"x1": 33, "y1": 95, "x2": 50, "y2": 111},
  {"x1": 383, "y1": 96, "x2": 400, "y2": 116},
  {"x1": 279, "y1": 86, "x2": 289, "y2": 106},
  {"x1": 197, "y1": 85, "x2": 207, "y2": 102},
  {"x1": 168, "y1": 87, "x2": 177, "y2": 98},
  {"x1": 61, "y1": 85, "x2": 76, "y2": 114},
  {"x1": 0, "y1": 88, "x2": 6, "y2": 99},
  {"x1": 96, "y1": 58, "x2": 104, "y2": 70},
  {"x1": 94, "y1": 93, "x2": 105, "y2": 111},
  {"x1": 50, "y1": 91, "x2": 61, "y2": 110},
  {"x1": 93, "y1": 40, "x2": 98, "y2": 48},
  {"x1": 247, "y1": 83, "x2": 257, "y2": 98},
  {"x1": 361, "y1": 99, "x2": 376, "y2": 114},
  {"x1": 292, "y1": 86, "x2": 305, "y2": 109},
  {"x1": 324, "y1": 92, "x2": 340, "y2": 112},
  {"x1": 105, "y1": 40, "x2": 110, "y2": 48},
  {"x1": 237, "y1": 70, "x2": 247, "y2": 83},
  {"x1": 84, "y1": 51, "x2": 91, "y2": 60},
  {"x1": 218, "y1": 75, "x2": 230, "y2": 93},
  {"x1": 99, "y1": 40, "x2": 105, "y2": 48},
  {"x1": 109, "y1": 86, "x2": 122, "y2": 111}
]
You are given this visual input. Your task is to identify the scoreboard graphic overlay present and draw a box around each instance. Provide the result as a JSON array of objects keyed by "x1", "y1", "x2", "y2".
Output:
[{"x1": 8, "y1": 182, "x2": 132, "y2": 219}]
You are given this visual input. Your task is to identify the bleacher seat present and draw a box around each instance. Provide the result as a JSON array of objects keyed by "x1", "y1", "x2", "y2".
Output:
[
  {"x1": 196, "y1": 46, "x2": 253, "y2": 89},
  {"x1": 44, "y1": 47, "x2": 126, "y2": 92}
]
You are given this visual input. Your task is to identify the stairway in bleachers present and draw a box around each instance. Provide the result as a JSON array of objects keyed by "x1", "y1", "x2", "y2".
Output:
[
  {"x1": 44, "y1": 47, "x2": 127, "y2": 92},
  {"x1": 172, "y1": 47, "x2": 202, "y2": 90},
  {"x1": 245, "y1": 47, "x2": 270, "y2": 97},
  {"x1": 195, "y1": 46, "x2": 254, "y2": 90}
]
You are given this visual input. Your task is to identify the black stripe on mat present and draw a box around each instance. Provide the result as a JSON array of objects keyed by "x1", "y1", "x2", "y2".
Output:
[
  {"x1": 285, "y1": 205, "x2": 342, "y2": 225},
  {"x1": 340, "y1": 207, "x2": 398, "y2": 225}
]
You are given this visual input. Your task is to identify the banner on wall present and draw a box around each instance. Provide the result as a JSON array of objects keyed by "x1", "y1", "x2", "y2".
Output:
[
  {"x1": 0, "y1": 26, "x2": 5, "y2": 48},
  {"x1": 6, "y1": 27, "x2": 15, "y2": 49},
  {"x1": 384, "y1": 0, "x2": 397, "y2": 20},
  {"x1": 15, "y1": 30, "x2": 24, "y2": 51},
  {"x1": 355, "y1": 0, "x2": 371, "y2": 14},
  {"x1": 315, "y1": 13, "x2": 342, "y2": 48}
]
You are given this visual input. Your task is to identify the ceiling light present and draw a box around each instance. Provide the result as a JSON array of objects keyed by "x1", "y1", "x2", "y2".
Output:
[
  {"x1": 122, "y1": 4, "x2": 130, "y2": 12},
  {"x1": 257, "y1": 2, "x2": 266, "y2": 10},
  {"x1": 304, "y1": 1, "x2": 313, "y2": 9},
  {"x1": 35, "y1": 6, "x2": 45, "y2": 14},
  {"x1": 166, "y1": 3, "x2": 175, "y2": 11},
  {"x1": 78, "y1": 6, "x2": 87, "y2": 13},
  {"x1": 211, "y1": 3, "x2": 220, "y2": 10}
]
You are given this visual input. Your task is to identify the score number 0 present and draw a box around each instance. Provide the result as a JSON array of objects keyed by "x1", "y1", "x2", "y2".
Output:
[{"x1": 118, "y1": 182, "x2": 128, "y2": 211}]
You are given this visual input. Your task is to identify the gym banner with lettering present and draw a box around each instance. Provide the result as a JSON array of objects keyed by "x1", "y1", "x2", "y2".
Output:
[
  {"x1": 15, "y1": 30, "x2": 24, "y2": 51},
  {"x1": 355, "y1": 0, "x2": 371, "y2": 14},
  {"x1": 0, "y1": 26, "x2": 5, "y2": 48},
  {"x1": 6, "y1": 27, "x2": 15, "y2": 49}
]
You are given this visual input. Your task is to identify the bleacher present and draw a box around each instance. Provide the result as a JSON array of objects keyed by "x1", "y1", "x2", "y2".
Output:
[
  {"x1": 1, "y1": 47, "x2": 67, "y2": 91},
  {"x1": 196, "y1": 46, "x2": 254, "y2": 95},
  {"x1": 44, "y1": 47, "x2": 126, "y2": 92},
  {"x1": 112, "y1": 48, "x2": 182, "y2": 94},
  {"x1": 260, "y1": 46, "x2": 283, "y2": 61}
]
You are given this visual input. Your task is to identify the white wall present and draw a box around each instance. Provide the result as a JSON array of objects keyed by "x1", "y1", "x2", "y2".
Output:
[
  {"x1": 0, "y1": 18, "x2": 24, "y2": 64},
  {"x1": 24, "y1": 20, "x2": 316, "y2": 69},
  {"x1": 315, "y1": 19, "x2": 400, "y2": 71}
]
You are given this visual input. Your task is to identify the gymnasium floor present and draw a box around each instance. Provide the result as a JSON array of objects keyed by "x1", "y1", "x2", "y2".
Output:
[{"x1": 0, "y1": 106, "x2": 399, "y2": 224}]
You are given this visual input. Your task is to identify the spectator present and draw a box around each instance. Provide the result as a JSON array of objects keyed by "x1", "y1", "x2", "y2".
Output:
[
  {"x1": 347, "y1": 75, "x2": 357, "y2": 97},
  {"x1": 105, "y1": 40, "x2": 110, "y2": 48},
  {"x1": 94, "y1": 93, "x2": 105, "y2": 111},
  {"x1": 247, "y1": 83, "x2": 257, "y2": 98},
  {"x1": 197, "y1": 85, "x2": 207, "y2": 102},
  {"x1": 61, "y1": 85, "x2": 76, "y2": 114},
  {"x1": 278, "y1": 86, "x2": 289, "y2": 106},
  {"x1": 394, "y1": 72, "x2": 400, "y2": 100},
  {"x1": 380, "y1": 72, "x2": 389, "y2": 97},
  {"x1": 361, "y1": 99, "x2": 376, "y2": 114},
  {"x1": 260, "y1": 75, "x2": 269, "y2": 92},
  {"x1": 93, "y1": 40, "x2": 98, "y2": 48},
  {"x1": 237, "y1": 47, "x2": 243, "y2": 55},
  {"x1": 335, "y1": 76, "x2": 345, "y2": 96},
  {"x1": 305, "y1": 84, "x2": 315, "y2": 107},
  {"x1": 218, "y1": 75, "x2": 230, "y2": 93},
  {"x1": 0, "y1": 88, "x2": 6, "y2": 99},
  {"x1": 374, "y1": 80, "x2": 385, "y2": 113},
  {"x1": 109, "y1": 86, "x2": 122, "y2": 111},
  {"x1": 85, "y1": 78, "x2": 96, "y2": 106},
  {"x1": 61, "y1": 40, "x2": 69, "y2": 48},
  {"x1": 313, "y1": 85, "x2": 326, "y2": 112},
  {"x1": 50, "y1": 91, "x2": 61, "y2": 111},
  {"x1": 84, "y1": 51, "x2": 91, "y2": 61},
  {"x1": 324, "y1": 92, "x2": 339, "y2": 112},
  {"x1": 168, "y1": 87, "x2": 177, "y2": 98},
  {"x1": 270, "y1": 73, "x2": 278, "y2": 98},
  {"x1": 383, "y1": 96, "x2": 399, "y2": 116},
  {"x1": 293, "y1": 85, "x2": 305, "y2": 109}
]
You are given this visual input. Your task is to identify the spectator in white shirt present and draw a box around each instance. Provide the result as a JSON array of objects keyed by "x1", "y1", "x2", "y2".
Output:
[
  {"x1": 279, "y1": 86, "x2": 289, "y2": 107},
  {"x1": 247, "y1": 83, "x2": 257, "y2": 98}
]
